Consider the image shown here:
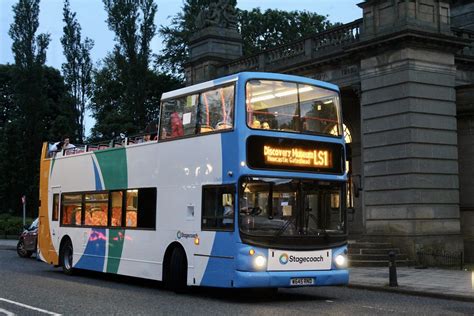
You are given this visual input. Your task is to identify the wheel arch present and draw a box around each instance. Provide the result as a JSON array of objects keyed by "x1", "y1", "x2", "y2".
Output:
[{"x1": 162, "y1": 241, "x2": 188, "y2": 282}]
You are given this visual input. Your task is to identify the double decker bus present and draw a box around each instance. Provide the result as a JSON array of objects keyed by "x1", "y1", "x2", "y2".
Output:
[{"x1": 38, "y1": 72, "x2": 349, "y2": 291}]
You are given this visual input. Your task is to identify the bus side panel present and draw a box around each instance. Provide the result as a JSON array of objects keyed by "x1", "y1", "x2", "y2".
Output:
[
  {"x1": 38, "y1": 143, "x2": 59, "y2": 265},
  {"x1": 124, "y1": 137, "x2": 225, "y2": 282},
  {"x1": 51, "y1": 153, "x2": 106, "y2": 270}
]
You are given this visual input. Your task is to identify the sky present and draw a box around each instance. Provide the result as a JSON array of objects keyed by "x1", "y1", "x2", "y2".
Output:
[{"x1": 0, "y1": 0, "x2": 362, "y2": 136}]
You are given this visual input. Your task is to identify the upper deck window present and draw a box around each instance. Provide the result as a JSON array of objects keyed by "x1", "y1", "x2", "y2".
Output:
[
  {"x1": 246, "y1": 80, "x2": 341, "y2": 137},
  {"x1": 160, "y1": 85, "x2": 235, "y2": 140}
]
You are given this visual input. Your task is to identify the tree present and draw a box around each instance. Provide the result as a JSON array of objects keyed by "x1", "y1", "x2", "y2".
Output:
[
  {"x1": 89, "y1": 55, "x2": 182, "y2": 141},
  {"x1": 90, "y1": 0, "x2": 183, "y2": 141},
  {"x1": 7, "y1": 0, "x2": 51, "y2": 216},
  {"x1": 103, "y1": 0, "x2": 157, "y2": 133},
  {"x1": 3, "y1": 0, "x2": 77, "y2": 216},
  {"x1": 157, "y1": 1, "x2": 334, "y2": 76},
  {"x1": 61, "y1": 0, "x2": 94, "y2": 142}
]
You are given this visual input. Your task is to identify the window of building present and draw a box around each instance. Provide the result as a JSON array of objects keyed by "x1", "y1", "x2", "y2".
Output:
[
  {"x1": 198, "y1": 85, "x2": 234, "y2": 133},
  {"x1": 84, "y1": 193, "x2": 108, "y2": 226},
  {"x1": 52, "y1": 194, "x2": 59, "y2": 221},
  {"x1": 61, "y1": 193, "x2": 82, "y2": 226},
  {"x1": 110, "y1": 191, "x2": 123, "y2": 227},
  {"x1": 202, "y1": 185, "x2": 235, "y2": 231}
]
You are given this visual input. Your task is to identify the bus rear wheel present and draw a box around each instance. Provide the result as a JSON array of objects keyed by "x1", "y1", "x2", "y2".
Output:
[
  {"x1": 169, "y1": 247, "x2": 187, "y2": 293},
  {"x1": 60, "y1": 240, "x2": 74, "y2": 276}
]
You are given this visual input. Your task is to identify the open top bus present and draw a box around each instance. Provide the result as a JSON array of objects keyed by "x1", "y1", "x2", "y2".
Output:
[{"x1": 38, "y1": 72, "x2": 349, "y2": 291}]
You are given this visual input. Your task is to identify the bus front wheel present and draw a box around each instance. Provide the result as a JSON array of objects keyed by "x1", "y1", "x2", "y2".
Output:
[
  {"x1": 60, "y1": 239, "x2": 74, "y2": 276},
  {"x1": 169, "y1": 247, "x2": 187, "y2": 293}
]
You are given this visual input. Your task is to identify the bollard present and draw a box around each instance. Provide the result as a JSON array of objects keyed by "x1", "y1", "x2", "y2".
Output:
[{"x1": 389, "y1": 251, "x2": 398, "y2": 287}]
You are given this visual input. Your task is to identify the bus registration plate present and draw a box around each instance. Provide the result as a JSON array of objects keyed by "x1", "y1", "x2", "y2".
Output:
[{"x1": 290, "y1": 278, "x2": 315, "y2": 286}]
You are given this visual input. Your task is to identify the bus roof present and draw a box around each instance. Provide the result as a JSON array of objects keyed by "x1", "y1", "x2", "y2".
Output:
[{"x1": 161, "y1": 72, "x2": 340, "y2": 101}]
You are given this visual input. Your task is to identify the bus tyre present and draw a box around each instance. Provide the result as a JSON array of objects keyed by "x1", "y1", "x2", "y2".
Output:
[
  {"x1": 60, "y1": 240, "x2": 74, "y2": 276},
  {"x1": 169, "y1": 248, "x2": 187, "y2": 293}
]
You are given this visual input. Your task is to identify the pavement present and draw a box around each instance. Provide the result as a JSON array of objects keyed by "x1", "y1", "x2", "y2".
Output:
[
  {"x1": 1, "y1": 239, "x2": 473, "y2": 303},
  {"x1": 349, "y1": 267, "x2": 474, "y2": 302}
]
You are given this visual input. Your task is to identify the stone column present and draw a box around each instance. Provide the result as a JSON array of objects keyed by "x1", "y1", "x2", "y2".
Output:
[
  {"x1": 183, "y1": 1, "x2": 242, "y2": 85},
  {"x1": 358, "y1": 0, "x2": 467, "y2": 257},
  {"x1": 457, "y1": 86, "x2": 474, "y2": 262}
]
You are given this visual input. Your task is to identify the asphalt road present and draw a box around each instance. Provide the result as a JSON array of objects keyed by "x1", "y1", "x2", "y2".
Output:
[{"x1": 1, "y1": 248, "x2": 474, "y2": 315}]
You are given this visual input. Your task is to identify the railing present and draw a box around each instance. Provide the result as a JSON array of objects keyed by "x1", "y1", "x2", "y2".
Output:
[
  {"x1": 416, "y1": 250, "x2": 464, "y2": 270},
  {"x1": 226, "y1": 19, "x2": 362, "y2": 73},
  {"x1": 452, "y1": 27, "x2": 474, "y2": 57},
  {"x1": 49, "y1": 133, "x2": 157, "y2": 158}
]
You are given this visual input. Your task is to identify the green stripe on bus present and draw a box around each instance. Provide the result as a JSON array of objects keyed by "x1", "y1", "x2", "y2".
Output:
[
  {"x1": 107, "y1": 229, "x2": 125, "y2": 273},
  {"x1": 94, "y1": 148, "x2": 128, "y2": 273},
  {"x1": 94, "y1": 148, "x2": 128, "y2": 190}
]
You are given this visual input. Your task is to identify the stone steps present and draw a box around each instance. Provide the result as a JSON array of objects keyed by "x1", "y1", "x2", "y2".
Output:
[
  {"x1": 349, "y1": 248, "x2": 401, "y2": 255},
  {"x1": 348, "y1": 240, "x2": 412, "y2": 267},
  {"x1": 350, "y1": 259, "x2": 413, "y2": 267},
  {"x1": 349, "y1": 253, "x2": 408, "y2": 261}
]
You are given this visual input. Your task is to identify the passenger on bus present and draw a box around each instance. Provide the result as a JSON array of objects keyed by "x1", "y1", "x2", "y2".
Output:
[
  {"x1": 171, "y1": 112, "x2": 184, "y2": 138},
  {"x1": 262, "y1": 122, "x2": 270, "y2": 129},
  {"x1": 223, "y1": 200, "x2": 234, "y2": 226},
  {"x1": 62, "y1": 137, "x2": 75, "y2": 150},
  {"x1": 144, "y1": 122, "x2": 158, "y2": 141},
  {"x1": 252, "y1": 120, "x2": 261, "y2": 129}
]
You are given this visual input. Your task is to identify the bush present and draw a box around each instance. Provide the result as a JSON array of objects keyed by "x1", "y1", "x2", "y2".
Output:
[{"x1": 0, "y1": 214, "x2": 34, "y2": 238}]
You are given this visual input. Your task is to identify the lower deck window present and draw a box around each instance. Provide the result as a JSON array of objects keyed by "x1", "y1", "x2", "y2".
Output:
[
  {"x1": 61, "y1": 194, "x2": 82, "y2": 226},
  {"x1": 59, "y1": 188, "x2": 156, "y2": 229}
]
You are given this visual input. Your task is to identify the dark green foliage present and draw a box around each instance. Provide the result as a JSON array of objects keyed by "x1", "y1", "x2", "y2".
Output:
[
  {"x1": 0, "y1": 214, "x2": 34, "y2": 237},
  {"x1": 89, "y1": 0, "x2": 183, "y2": 141},
  {"x1": 61, "y1": 0, "x2": 94, "y2": 142},
  {"x1": 89, "y1": 55, "x2": 182, "y2": 141},
  {"x1": 157, "y1": 1, "x2": 333, "y2": 76},
  {"x1": 239, "y1": 8, "x2": 332, "y2": 55},
  {"x1": 0, "y1": 0, "x2": 78, "y2": 216}
]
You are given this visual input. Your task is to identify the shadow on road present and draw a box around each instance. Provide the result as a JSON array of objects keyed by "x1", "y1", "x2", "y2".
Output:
[{"x1": 44, "y1": 267, "x2": 338, "y2": 303}]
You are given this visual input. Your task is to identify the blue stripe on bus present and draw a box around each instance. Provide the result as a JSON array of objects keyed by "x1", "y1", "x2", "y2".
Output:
[
  {"x1": 91, "y1": 157, "x2": 103, "y2": 190},
  {"x1": 74, "y1": 228, "x2": 107, "y2": 272},
  {"x1": 200, "y1": 232, "x2": 235, "y2": 287}
]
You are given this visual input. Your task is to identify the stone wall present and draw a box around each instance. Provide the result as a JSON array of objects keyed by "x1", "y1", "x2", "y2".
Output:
[
  {"x1": 457, "y1": 86, "x2": 474, "y2": 262},
  {"x1": 360, "y1": 46, "x2": 463, "y2": 257}
]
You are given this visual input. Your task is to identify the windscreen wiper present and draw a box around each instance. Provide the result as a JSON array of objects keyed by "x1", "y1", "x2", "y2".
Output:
[{"x1": 275, "y1": 216, "x2": 297, "y2": 237}]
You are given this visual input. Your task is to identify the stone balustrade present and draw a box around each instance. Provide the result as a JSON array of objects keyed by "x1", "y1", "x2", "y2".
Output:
[
  {"x1": 453, "y1": 28, "x2": 474, "y2": 57},
  {"x1": 225, "y1": 19, "x2": 362, "y2": 74}
]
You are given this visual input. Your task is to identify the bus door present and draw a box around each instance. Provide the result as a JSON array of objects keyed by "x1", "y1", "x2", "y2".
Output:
[{"x1": 196, "y1": 185, "x2": 235, "y2": 287}]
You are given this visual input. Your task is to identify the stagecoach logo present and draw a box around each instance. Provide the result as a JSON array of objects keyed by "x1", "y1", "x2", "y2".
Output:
[
  {"x1": 176, "y1": 230, "x2": 198, "y2": 240},
  {"x1": 279, "y1": 253, "x2": 289, "y2": 265}
]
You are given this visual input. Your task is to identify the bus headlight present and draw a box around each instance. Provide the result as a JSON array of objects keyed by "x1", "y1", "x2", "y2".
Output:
[
  {"x1": 335, "y1": 254, "x2": 347, "y2": 268},
  {"x1": 254, "y1": 255, "x2": 266, "y2": 269}
]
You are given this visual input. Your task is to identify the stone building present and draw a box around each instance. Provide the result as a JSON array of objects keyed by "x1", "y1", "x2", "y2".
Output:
[{"x1": 184, "y1": 0, "x2": 474, "y2": 261}]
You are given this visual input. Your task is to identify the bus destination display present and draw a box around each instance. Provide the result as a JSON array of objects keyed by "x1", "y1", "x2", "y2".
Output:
[{"x1": 247, "y1": 136, "x2": 343, "y2": 174}]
